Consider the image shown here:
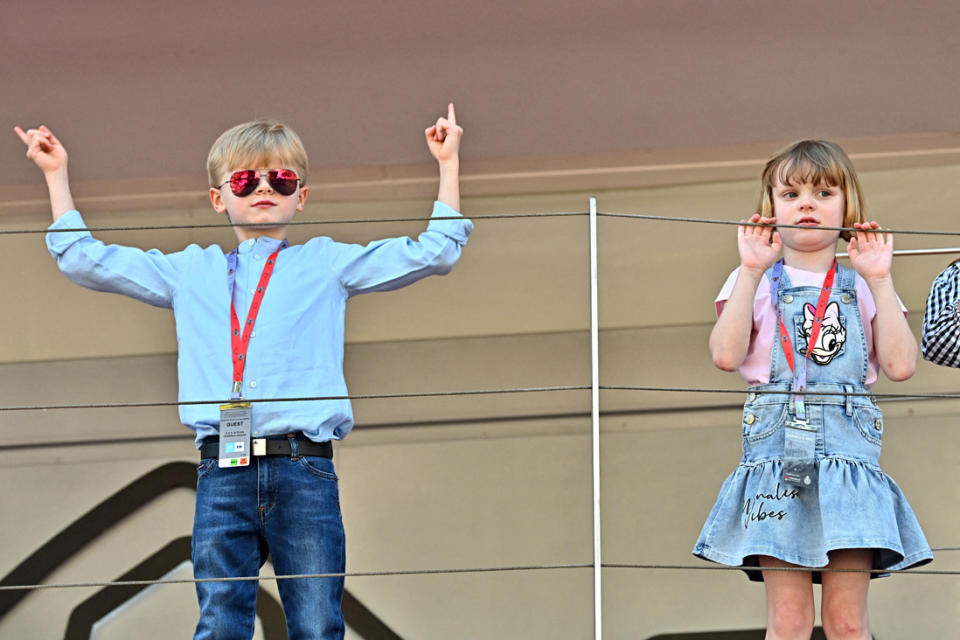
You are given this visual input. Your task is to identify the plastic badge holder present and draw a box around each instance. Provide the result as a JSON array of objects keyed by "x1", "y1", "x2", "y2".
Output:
[{"x1": 783, "y1": 419, "x2": 816, "y2": 489}]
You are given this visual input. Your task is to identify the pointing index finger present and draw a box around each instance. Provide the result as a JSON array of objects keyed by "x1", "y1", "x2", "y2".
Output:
[
  {"x1": 13, "y1": 126, "x2": 30, "y2": 145},
  {"x1": 447, "y1": 102, "x2": 456, "y2": 125}
]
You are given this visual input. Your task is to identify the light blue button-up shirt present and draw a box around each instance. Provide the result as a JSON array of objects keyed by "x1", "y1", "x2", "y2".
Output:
[{"x1": 47, "y1": 203, "x2": 472, "y2": 446}]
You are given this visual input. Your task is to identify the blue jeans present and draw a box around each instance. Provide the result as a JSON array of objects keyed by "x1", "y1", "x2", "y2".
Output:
[{"x1": 192, "y1": 443, "x2": 345, "y2": 640}]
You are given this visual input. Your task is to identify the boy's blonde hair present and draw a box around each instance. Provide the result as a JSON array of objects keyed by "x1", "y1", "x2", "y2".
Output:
[
  {"x1": 207, "y1": 121, "x2": 308, "y2": 188},
  {"x1": 757, "y1": 140, "x2": 864, "y2": 241}
]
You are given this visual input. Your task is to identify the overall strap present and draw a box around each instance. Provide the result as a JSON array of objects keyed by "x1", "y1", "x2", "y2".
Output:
[
  {"x1": 768, "y1": 259, "x2": 838, "y2": 420},
  {"x1": 836, "y1": 262, "x2": 856, "y2": 290}
]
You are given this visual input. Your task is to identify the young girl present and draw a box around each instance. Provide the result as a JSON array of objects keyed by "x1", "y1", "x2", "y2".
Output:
[{"x1": 693, "y1": 140, "x2": 932, "y2": 639}]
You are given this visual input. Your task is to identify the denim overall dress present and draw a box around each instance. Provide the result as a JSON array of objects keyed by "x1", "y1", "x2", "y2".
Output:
[{"x1": 693, "y1": 264, "x2": 932, "y2": 581}]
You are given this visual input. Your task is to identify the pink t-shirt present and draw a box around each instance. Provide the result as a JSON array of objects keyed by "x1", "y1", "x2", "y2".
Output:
[{"x1": 715, "y1": 265, "x2": 905, "y2": 386}]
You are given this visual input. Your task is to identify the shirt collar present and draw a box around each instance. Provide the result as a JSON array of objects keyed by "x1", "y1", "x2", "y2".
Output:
[{"x1": 234, "y1": 236, "x2": 286, "y2": 255}]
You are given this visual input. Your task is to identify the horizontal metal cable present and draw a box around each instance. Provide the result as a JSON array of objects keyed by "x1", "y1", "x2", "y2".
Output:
[
  {"x1": 601, "y1": 563, "x2": 958, "y2": 576},
  {"x1": 596, "y1": 212, "x2": 960, "y2": 238},
  {"x1": 3, "y1": 212, "x2": 587, "y2": 235},
  {"x1": 8, "y1": 383, "x2": 960, "y2": 414},
  {"x1": 0, "y1": 564, "x2": 590, "y2": 592},
  {"x1": 599, "y1": 384, "x2": 960, "y2": 400},
  {"x1": 837, "y1": 247, "x2": 960, "y2": 258},
  {"x1": 0, "y1": 385, "x2": 590, "y2": 412},
  {"x1": 1, "y1": 561, "x2": 955, "y2": 593},
  {"x1": 4, "y1": 211, "x2": 960, "y2": 241},
  {"x1": 0, "y1": 400, "x2": 947, "y2": 453}
]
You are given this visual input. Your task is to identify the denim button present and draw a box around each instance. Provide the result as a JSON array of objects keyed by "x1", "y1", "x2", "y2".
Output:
[
  {"x1": 745, "y1": 413, "x2": 756, "y2": 425},
  {"x1": 748, "y1": 392, "x2": 757, "y2": 401},
  {"x1": 873, "y1": 419, "x2": 882, "y2": 431},
  {"x1": 841, "y1": 294, "x2": 852, "y2": 304},
  {"x1": 783, "y1": 294, "x2": 794, "y2": 303}
]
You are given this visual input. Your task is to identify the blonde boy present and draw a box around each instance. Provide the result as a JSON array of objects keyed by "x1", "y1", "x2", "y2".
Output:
[{"x1": 15, "y1": 104, "x2": 471, "y2": 639}]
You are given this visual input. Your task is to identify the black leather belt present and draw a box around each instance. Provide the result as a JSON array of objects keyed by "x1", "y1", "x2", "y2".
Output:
[{"x1": 200, "y1": 434, "x2": 333, "y2": 460}]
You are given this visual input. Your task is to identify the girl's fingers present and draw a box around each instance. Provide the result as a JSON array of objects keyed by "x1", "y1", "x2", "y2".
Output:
[
  {"x1": 855, "y1": 220, "x2": 883, "y2": 245},
  {"x1": 740, "y1": 216, "x2": 757, "y2": 236},
  {"x1": 750, "y1": 215, "x2": 775, "y2": 237},
  {"x1": 447, "y1": 102, "x2": 456, "y2": 125},
  {"x1": 13, "y1": 126, "x2": 29, "y2": 145}
]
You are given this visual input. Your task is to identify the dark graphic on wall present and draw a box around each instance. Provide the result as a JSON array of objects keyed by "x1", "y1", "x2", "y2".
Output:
[{"x1": 0, "y1": 462, "x2": 401, "y2": 639}]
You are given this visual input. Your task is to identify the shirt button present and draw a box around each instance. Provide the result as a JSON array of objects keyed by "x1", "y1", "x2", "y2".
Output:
[
  {"x1": 250, "y1": 289, "x2": 256, "y2": 294},
  {"x1": 247, "y1": 239, "x2": 254, "y2": 246},
  {"x1": 250, "y1": 331, "x2": 256, "y2": 338},
  {"x1": 745, "y1": 413, "x2": 756, "y2": 425},
  {"x1": 249, "y1": 381, "x2": 258, "y2": 388},
  {"x1": 841, "y1": 294, "x2": 852, "y2": 304},
  {"x1": 783, "y1": 294, "x2": 794, "y2": 303}
]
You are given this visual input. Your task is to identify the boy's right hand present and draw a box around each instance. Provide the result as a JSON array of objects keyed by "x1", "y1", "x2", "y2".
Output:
[
  {"x1": 737, "y1": 213, "x2": 781, "y2": 274},
  {"x1": 425, "y1": 103, "x2": 462, "y2": 165},
  {"x1": 14, "y1": 125, "x2": 68, "y2": 175}
]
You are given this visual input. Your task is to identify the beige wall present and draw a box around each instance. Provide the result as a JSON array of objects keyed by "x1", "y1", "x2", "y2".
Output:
[{"x1": 1, "y1": 167, "x2": 959, "y2": 638}]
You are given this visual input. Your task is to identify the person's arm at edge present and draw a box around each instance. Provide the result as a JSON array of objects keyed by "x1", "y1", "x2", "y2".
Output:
[{"x1": 921, "y1": 262, "x2": 960, "y2": 367}]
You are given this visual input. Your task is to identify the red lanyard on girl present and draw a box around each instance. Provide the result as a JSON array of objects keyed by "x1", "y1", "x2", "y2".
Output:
[
  {"x1": 227, "y1": 242, "x2": 286, "y2": 399},
  {"x1": 769, "y1": 258, "x2": 837, "y2": 421}
]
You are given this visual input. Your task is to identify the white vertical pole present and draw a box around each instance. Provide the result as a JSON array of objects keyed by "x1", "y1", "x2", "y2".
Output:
[{"x1": 589, "y1": 196, "x2": 603, "y2": 639}]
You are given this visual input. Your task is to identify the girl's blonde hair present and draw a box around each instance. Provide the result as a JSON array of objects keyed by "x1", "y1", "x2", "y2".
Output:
[
  {"x1": 207, "y1": 121, "x2": 308, "y2": 188},
  {"x1": 757, "y1": 140, "x2": 864, "y2": 241}
]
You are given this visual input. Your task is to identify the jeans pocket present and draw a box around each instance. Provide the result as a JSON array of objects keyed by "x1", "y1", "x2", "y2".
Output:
[
  {"x1": 854, "y1": 404, "x2": 884, "y2": 446},
  {"x1": 299, "y1": 455, "x2": 338, "y2": 481},
  {"x1": 742, "y1": 401, "x2": 788, "y2": 443},
  {"x1": 197, "y1": 458, "x2": 217, "y2": 481}
]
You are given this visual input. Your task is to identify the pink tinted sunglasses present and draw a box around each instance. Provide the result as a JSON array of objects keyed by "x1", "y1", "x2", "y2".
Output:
[{"x1": 217, "y1": 169, "x2": 302, "y2": 197}]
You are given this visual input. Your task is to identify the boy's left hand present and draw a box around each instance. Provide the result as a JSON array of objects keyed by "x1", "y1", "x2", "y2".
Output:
[
  {"x1": 848, "y1": 221, "x2": 893, "y2": 282},
  {"x1": 425, "y1": 103, "x2": 462, "y2": 164}
]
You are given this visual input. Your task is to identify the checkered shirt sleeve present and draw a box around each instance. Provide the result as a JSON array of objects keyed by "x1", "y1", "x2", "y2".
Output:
[{"x1": 921, "y1": 261, "x2": 960, "y2": 367}]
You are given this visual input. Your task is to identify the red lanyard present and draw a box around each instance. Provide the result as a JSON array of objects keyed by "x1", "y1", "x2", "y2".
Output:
[
  {"x1": 770, "y1": 259, "x2": 837, "y2": 380},
  {"x1": 230, "y1": 248, "x2": 281, "y2": 398}
]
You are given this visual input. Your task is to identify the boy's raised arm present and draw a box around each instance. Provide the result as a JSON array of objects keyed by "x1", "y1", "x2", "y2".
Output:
[
  {"x1": 327, "y1": 103, "x2": 471, "y2": 296},
  {"x1": 14, "y1": 125, "x2": 75, "y2": 221},
  {"x1": 425, "y1": 102, "x2": 462, "y2": 212},
  {"x1": 16, "y1": 125, "x2": 186, "y2": 308}
]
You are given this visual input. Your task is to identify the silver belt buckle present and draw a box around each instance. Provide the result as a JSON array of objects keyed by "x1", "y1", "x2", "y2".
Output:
[{"x1": 252, "y1": 438, "x2": 267, "y2": 456}]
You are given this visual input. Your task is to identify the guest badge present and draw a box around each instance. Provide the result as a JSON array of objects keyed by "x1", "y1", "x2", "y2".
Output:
[{"x1": 218, "y1": 402, "x2": 252, "y2": 468}]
